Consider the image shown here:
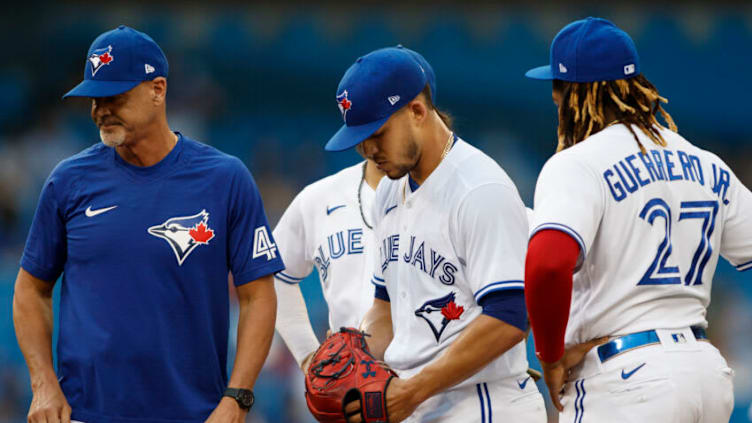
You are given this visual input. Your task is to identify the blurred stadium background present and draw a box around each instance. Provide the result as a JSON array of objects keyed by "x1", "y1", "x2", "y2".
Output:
[{"x1": 1, "y1": 2, "x2": 751, "y2": 422}]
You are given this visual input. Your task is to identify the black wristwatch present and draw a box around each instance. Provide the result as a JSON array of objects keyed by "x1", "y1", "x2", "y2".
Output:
[{"x1": 223, "y1": 388, "x2": 254, "y2": 410}]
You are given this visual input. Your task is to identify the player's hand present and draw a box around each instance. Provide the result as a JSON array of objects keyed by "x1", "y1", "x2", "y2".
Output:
[
  {"x1": 540, "y1": 337, "x2": 608, "y2": 412},
  {"x1": 204, "y1": 396, "x2": 248, "y2": 423},
  {"x1": 27, "y1": 378, "x2": 72, "y2": 423},
  {"x1": 344, "y1": 378, "x2": 419, "y2": 423},
  {"x1": 301, "y1": 351, "x2": 315, "y2": 374},
  {"x1": 539, "y1": 359, "x2": 567, "y2": 412}
]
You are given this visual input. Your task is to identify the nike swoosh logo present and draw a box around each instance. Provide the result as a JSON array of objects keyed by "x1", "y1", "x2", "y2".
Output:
[
  {"x1": 85, "y1": 205, "x2": 118, "y2": 217},
  {"x1": 517, "y1": 376, "x2": 531, "y2": 389},
  {"x1": 326, "y1": 205, "x2": 346, "y2": 215},
  {"x1": 621, "y1": 363, "x2": 646, "y2": 380},
  {"x1": 385, "y1": 205, "x2": 397, "y2": 215}
]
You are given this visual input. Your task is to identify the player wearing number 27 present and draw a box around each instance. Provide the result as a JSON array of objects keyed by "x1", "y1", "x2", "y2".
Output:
[{"x1": 524, "y1": 17, "x2": 752, "y2": 422}]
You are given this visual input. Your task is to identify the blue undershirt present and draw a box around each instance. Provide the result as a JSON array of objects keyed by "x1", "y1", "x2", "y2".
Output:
[{"x1": 408, "y1": 174, "x2": 420, "y2": 192}]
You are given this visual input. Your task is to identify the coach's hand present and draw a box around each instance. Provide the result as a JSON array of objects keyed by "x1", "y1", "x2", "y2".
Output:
[
  {"x1": 205, "y1": 397, "x2": 248, "y2": 423},
  {"x1": 28, "y1": 379, "x2": 72, "y2": 423},
  {"x1": 540, "y1": 337, "x2": 608, "y2": 412},
  {"x1": 344, "y1": 378, "x2": 420, "y2": 423}
]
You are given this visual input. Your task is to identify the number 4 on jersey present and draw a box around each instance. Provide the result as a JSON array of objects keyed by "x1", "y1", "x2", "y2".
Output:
[{"x1": 253, "y1": 226, "x2": 278, "y2": 261}]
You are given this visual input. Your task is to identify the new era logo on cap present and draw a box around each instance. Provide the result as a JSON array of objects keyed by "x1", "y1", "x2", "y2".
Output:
[
  {"x1": 387, "y1": 95, "x2": 400, "y2": 106},
  {"x1": 145, "y1": 64, "x2": 155, "y2": 74},
  {"x1": 559, "y1": 63, "x2": 568, "y2": 73},
  {"x1": 624, "y1": 64, "x2": 635, "y2": 75}
]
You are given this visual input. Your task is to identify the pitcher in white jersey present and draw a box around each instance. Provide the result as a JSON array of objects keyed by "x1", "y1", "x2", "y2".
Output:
[
  {"x1": 324, "y1": 46, "x2": 545, "y2": 423},
  {"x1": 273, "y1": 46, "x2": 436, "y2": 373},
  {"x1": 524, "y1": 17, "x2": 752, "y2": 422}
]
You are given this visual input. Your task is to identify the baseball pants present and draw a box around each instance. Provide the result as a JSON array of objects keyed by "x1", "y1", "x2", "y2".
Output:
[
  {"x1": 404, "y1": 373, "x2": 546, "y2": 423},
  {"x1": 560, "y1": 327, "x2": 734, "y2": 423}
]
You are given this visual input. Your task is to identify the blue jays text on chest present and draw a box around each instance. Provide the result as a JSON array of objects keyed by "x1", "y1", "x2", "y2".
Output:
[
  {"x1": 603, "y1": 148, "x2": 731, "y2": 204},
  {"x1": 314, "y1": 228, "x2": 364, "y2": 280},
  {"x1": 380, "y1": 235, "x2": 458, "y2": 285}
]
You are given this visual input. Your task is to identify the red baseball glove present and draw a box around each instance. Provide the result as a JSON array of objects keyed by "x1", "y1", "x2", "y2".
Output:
[{"x1": 305, "y1": 327, "x2": 397, "y2": 423}]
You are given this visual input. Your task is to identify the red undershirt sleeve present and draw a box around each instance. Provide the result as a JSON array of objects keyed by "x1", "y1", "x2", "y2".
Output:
[{"x1": 524, "y1": 229, "x2": 581, "y2": 363}]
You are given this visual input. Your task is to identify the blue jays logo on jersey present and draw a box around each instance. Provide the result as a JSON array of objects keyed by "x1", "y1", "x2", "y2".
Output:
[
  {"x1": 89, "y1": 45, "x2": 114, "y2": 76},
  {"x1": 147, "y1": 210, "x2": 215, "y2": 266},
  {"x1": 414, "y1": 292, "x2": 465, "y2": 343},
  {"x1": 336, "y1": 90, "x2": 352, "y2": 122}
]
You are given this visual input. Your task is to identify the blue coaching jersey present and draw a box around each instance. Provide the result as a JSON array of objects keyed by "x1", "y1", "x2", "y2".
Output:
[{"x1": 21, "y1": 133, "x2": 284, "y2": 423}]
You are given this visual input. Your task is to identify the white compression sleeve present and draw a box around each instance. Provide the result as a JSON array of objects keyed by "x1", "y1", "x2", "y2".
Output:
[{"x1": 274, "y1": 278, "x2": 321, "y2": 367}]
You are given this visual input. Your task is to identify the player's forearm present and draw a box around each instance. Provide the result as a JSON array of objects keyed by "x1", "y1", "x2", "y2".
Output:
[
  {"x1": 228, "y1": 275, "x2": 276, "y2": 389},
  {"x1": 405, "y1": 314, "x2": 525, "y2": 404},
  {"x1": 274, "y1": 279, "x2": 320, "y2": 367},
  {"x1": 359, "y1": 298, "x2": 393, "y2": 360},
  {"x1": 12, "y1": 268, "x2": 58, "y2": 391}
]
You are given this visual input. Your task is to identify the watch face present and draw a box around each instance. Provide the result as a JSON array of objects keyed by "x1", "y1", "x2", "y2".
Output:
[{"x1": 239, "y1": 390, "x2": 253, "y2": 407}]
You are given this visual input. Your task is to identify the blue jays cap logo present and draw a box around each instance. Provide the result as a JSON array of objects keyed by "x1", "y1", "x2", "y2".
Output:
[
  {"x1": 89, "y1": 45, "x2": 114, "y2": 77},
  {"x1": 414, "y1": 292, "x2": 465, "y2": 343},
  {"x1": 147, "y1": 209, "x2": 215, "y2": 266},
  {"x1": 336, "y1": 90, "x2": 352, "y2": 123}
]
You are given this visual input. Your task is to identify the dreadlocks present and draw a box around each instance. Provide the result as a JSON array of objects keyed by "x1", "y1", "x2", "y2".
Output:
[{"x1": 554, "y1": 74, "x2": 677, "y2": 153}]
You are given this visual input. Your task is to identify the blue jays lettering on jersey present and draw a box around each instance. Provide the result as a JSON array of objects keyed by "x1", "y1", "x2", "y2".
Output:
[
  {"x1": 379, "y1": 234, "x2": 459, "y2": 285},
  {"x1": 20, "y1": 133, "x2": 284, "y2": 423},
  {"x1": 272, "y1": 162, "x2": 377, "y2": 332}
]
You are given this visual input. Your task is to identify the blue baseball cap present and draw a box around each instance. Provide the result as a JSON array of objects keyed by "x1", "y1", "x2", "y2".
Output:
[
  {"x1": 63, "y1": 25, "x2": 168, "y2": 99},
  {"x1": 401, "y1": 46, "x2": 437, "y2": 104},
  {"x1": 324, "y1": 46, "x2": 435, "y2": 152},
  {"x1": 525, "y1": 17, "x2": 640, "y2": 82}
]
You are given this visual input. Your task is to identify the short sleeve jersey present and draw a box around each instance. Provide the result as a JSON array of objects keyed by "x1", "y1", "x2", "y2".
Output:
[
  {"x1": 272, "y1": 162, "x2": 376, "y2": 330},
  {"x1": 371, "y1": 139, "x2": 531, "y2": 387},
  {"x1": 21, "y1": 134, "x2": 284, "y2": 423},
  {"x1": 530, "y1": 124, "x2": 752, "y2": 347}
]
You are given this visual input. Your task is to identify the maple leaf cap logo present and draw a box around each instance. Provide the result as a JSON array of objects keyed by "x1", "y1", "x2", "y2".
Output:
[
  {"x1": 89, "y1": 45, "x2": 114, "y2": 77},
  {"x1": 336, "y1": 90, "x2": 352, "y2": 122}
]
